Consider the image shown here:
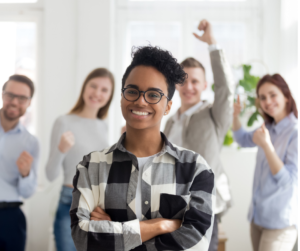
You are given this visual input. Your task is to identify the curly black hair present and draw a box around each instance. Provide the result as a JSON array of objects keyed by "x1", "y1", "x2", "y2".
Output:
[{"x1": 122, "y1": 46, "x2": 187, "y2": 100}]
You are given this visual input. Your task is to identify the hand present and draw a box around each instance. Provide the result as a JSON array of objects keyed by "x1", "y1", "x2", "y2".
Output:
[
  {"x1": 90, "y1": 207, "x2": 111, "y2": 221},
  {"x1": 159, "y1": 219, "x2": 182, "y2": 234},
  {"x1": 233, "y1": 95, "x2": 242, "y2": 118},
  {"x1": 121, "y1": 125, "x2": 126, "y2": 134},
  {"x1": 17, "y1": 151, "x2": 33, "y2": 177},
  {"x1": 58, "y1": 131, "x2": 75, "y2": 153},
  {"x1": 193, "y1": 19, "x2": 216, "y2": 45},
  {"x1": 252, "y1": 123, "x2": 272, "y2": 149}
]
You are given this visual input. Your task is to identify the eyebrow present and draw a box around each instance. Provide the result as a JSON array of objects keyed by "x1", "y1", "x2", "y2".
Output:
[{"x1": 125, "y1": 84, "x2": 163, "y2": 93}]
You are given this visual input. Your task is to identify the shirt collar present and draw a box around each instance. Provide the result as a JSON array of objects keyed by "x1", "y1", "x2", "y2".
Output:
[
  {"x1": 173, "y1": 101, "x2": 204, "y2": 122},
  {"x1": 0, "y1": 115, "x2": 23, "y2": 134},
  {"x1": 106, "y1": 132, "x2": 180, "y2": 160},
  {"x1": 271, "y1": 112, "x2": 297, "y2": 134}
]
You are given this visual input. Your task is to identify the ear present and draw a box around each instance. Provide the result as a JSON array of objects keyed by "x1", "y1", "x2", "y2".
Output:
[
  {"x1": 164, "y1": 100, "x2": 173, "y2": 115},
  {"x1": 203, "y1": 81, "x2": 208, "y2": 91}
]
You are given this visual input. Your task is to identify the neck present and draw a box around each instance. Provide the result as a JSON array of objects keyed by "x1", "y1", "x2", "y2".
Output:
[
  {"x1": 0, "y1": 109, "x2": 19, "y2": 132},
  {"x1": 274, "y1": 111, "x2": 289, "y2": 124},
  {"x1": 180, "y1": 100, "x2": 201, "y2": 114},
  {"x1": 76, "y1": 106, "x2": 98, "y2": 119},
  {"x1": 124, "y1": 125, "x2": 163, "y2": 157}
]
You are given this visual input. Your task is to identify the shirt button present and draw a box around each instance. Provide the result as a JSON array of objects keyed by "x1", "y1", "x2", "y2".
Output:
[{"x1": 145, "y1": 201, "x2": 149, "y2": 205}]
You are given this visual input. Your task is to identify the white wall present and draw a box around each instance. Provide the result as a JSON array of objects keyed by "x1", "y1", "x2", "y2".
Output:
[
  {"x1": 24, "y1": 0, "x2": 115, "y2": 250},
  {"x1": 19, "y1": 0, "x2": 298, "y2": 250}
]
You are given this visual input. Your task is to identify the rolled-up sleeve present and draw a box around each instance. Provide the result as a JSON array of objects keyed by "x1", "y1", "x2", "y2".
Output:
[
  {"x1": 70, "y1": 154, "x2": 142, "y2": 251},
  {"x1": 273, "y1": 132, "x2": 298, "y2": 187}
]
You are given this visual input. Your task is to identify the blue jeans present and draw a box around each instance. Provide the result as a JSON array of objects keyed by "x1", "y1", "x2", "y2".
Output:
[{"x1": 54, "y1": 186, "x2": 76, "y2": 251}]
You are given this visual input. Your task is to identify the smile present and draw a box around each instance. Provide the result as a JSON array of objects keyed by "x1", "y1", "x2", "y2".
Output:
[{"x1": 131, "y1": 110, "x2": 150, "y2": 116}]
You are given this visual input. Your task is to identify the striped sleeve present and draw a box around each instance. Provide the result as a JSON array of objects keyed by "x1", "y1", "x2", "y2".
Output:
[
  {"x1": 155, "y1": 155, "x2": 216, "y2": 250},
  {"x1": 70, "y1": 152, "x2": 142, "y2": 251}
]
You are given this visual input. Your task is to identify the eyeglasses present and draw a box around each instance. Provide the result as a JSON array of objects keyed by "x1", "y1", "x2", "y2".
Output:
[
  {"x1": 122, "y1": 87, "x2": 170, "y2": 104},
  {"x1": 3, "y1": 91, "x2": 31, "y2": 104}
]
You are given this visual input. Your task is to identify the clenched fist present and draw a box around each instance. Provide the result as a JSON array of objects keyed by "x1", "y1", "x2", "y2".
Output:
[
  {"x1": 58, "y1": 131, "x2": 75, "y2": 153},
  {"x1": 193, "y1": 19, "x2": 216, "y2": 45},
  {"x1": 17, "y1": 151, "x2": 33, "y2": 177},
  {"x1": 252, "y1": 123, "x2": 272, "y2": 149}
]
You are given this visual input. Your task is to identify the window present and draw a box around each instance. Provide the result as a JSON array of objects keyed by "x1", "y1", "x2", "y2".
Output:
[
  {"x1": 0, "y1": 22, "x2": 37, "y2": 134},
  {"x1": 0, "y1": 0, "x2": 37, "y2": 3}
]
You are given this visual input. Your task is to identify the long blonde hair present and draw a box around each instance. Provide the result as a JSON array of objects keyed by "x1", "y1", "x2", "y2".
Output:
[{"x1": 70, "y1": 68, "x2": 115, "y2": 119}]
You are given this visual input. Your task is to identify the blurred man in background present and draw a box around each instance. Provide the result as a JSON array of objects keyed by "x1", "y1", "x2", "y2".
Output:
[
  {"x1": 0, "y1": 75, "x2": 39, "y2": 251},
  {"x1": 164, "y1": 19, "x2": 234, "y2": 251}
]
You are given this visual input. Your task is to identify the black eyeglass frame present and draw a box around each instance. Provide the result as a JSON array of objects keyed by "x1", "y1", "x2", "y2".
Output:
[
  {"x1": 121, "y1": 87, "x2": 170, "y2": 104},
  {"x1": 2, "y1": 91, "x2": 31, "y2": 104}
]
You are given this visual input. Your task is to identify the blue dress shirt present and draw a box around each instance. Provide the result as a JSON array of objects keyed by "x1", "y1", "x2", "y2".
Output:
[
  {"x1": 0, "y1": 119, "x2": 39, "y2": 202},
  {"x1": 233, "y1": 113, "x2": 298, "y2": 229}
]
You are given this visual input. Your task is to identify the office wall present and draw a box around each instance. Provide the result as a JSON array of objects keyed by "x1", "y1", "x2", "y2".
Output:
[{"x1": 21, "y1": 0, "x2": 297, "y2": 250}]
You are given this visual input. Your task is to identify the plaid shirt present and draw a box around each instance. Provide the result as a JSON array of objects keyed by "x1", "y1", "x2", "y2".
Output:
[{"x1": 70, "y1": 133, "x2": 215, "y2": 251}]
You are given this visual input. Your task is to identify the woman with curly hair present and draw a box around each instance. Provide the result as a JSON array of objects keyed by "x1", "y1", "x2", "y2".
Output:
[
  {"x1": 233, "y1": 74, "x2": 298, "y2": 251},
  {"x1": 70, "y1": 46, "x2": 216, "y2": 251}
]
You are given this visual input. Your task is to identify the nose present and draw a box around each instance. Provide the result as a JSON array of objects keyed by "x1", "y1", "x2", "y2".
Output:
[
  {"x1": 133, "y1": 92, "x2": 148, "y2": 106},
  {"x1": 185, "y1": 81, "x2": 193, "y2": 91},
  {"x1": 10, "y1": 96, "x2": 19, "y2": 105}
]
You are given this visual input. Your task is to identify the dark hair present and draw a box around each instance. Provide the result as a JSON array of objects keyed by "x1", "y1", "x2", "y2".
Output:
[
  {"x1": 3, "y1": 74, "x2": 35, "y2": 97},
  {"x1": 70, "y1": 68, "x2": 115, "y2": 119},
  {"x1": 181, "y1": 57, "x2": 206, "y2": 75},
  {"x1": 122, "y1": 46, "x2": 187, "y2": 100},
  {"x1": 256, "y1": 74, "x2": 298, "y2": 123}
]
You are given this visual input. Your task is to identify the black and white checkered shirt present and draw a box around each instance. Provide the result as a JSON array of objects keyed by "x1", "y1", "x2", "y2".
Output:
[{"x1": 70, "y1": 133, "x2": 215, "y2": 251}]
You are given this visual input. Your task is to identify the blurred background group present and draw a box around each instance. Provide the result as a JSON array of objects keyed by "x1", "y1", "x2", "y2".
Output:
[{"x1": 0, "y1": 0, "x2": 298, "y2": 250}]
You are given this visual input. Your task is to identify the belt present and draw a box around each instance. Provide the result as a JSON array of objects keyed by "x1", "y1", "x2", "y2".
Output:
[{"x1": 0, "y1": 202, "x2": 23, "y2": 209}]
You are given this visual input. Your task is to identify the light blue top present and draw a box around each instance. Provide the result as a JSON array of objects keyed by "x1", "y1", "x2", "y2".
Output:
[
  {"x1": 0, "y1": 118, "x2": 39, "y2": 202},
  {"x1": 233, "y1": 113, "x2": 298, "y2": 229}
]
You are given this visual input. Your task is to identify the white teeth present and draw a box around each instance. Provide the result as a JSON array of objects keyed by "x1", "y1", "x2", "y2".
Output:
[{"x1": 132, "y1": 110, "x2": 149, "y2": 116}]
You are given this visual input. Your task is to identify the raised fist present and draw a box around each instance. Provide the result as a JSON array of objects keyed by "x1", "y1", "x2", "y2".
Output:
[
  {"x1": 58, "y1": 131, "x2": 75, "y2": 153},
  {"x1": 193, "y1": 19, "x2": 216, "y2": 45}
]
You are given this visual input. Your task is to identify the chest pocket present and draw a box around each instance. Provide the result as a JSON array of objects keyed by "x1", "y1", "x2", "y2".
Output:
[{"x1": 159, "y1": 193, "x2": 190, "y2": 219}]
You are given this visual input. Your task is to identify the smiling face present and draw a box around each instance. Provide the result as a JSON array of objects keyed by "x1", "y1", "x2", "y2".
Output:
[
  {"x1": 82, "y1": 77, "x2": 113, "y2": 112},
  {"x1": 121, "y1": 66, "x2": 172, "y2": 131},
  {"x1": 2, "y1": 80, "x2": 31, "y2": 121},
  {"x1": 258, "y1": 82, "x2": 288, "y2": 122},
  {"x1": 176, "y1": 67, "x2": 207, "y2": 109}
]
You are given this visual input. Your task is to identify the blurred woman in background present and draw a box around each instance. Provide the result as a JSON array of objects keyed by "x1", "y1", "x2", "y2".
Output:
[
  {"x1": 45, "y1": 68, "x2": 114, "y2": 251},
  {"x1": 232, "y1": 74, "x2": 298, "y2": 251}
]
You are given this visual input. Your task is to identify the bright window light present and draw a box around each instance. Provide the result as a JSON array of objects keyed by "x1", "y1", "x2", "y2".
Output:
[
  {"x1": 130, "y1": 0, "x2": 246, "y2": 2},
  {"x1": 0, "y1": 0, "x2": 37, "y2": 3},
  {"x1": 0, "y1": 22, "x2": 37, "y2": 134}
]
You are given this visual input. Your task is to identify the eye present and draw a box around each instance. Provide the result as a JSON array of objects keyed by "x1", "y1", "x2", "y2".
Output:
[
  {"x1": 259, "y1": 96, "x2": 265, "y2": 101},
  {"x1": 19, "y1": 96, "x2": 28, "y2": 102},
  {"x1": 102, "y1": 88, "x2": 108, "y2": 93}
]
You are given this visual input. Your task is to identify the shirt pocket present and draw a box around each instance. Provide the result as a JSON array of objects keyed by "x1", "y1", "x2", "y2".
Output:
[{"x1": 159, "y1": 193, "x2": 191, "y2": 219}]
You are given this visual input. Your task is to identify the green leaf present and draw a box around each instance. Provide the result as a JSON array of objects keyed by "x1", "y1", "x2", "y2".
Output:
[
  {"x1": 243, "y1": 64, "x2": 252, "y2": 77},
  {"x1": 239, "y1": 79, "x2": 252, "y2": 92},
  {"x1": 223, "y1": 129, "x2": 234, "y2": 146},
  {"x1": 247, "y1": 96, "x2": 256, "y2": 106},
  {"x1": 211, "y1": 83, "x2": 215, "y2": 92},
  {"x1": 247, "y1": 111, "x2": 259, "y2": 127}
]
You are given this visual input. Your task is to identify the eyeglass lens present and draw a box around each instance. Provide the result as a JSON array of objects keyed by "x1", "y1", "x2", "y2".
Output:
[
  {"x1": 4, "y1": 92, "x2": 29, "y2": 104},
  {"x1": 124, "y1": 88, "x2": 161, "y2": 104}
]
